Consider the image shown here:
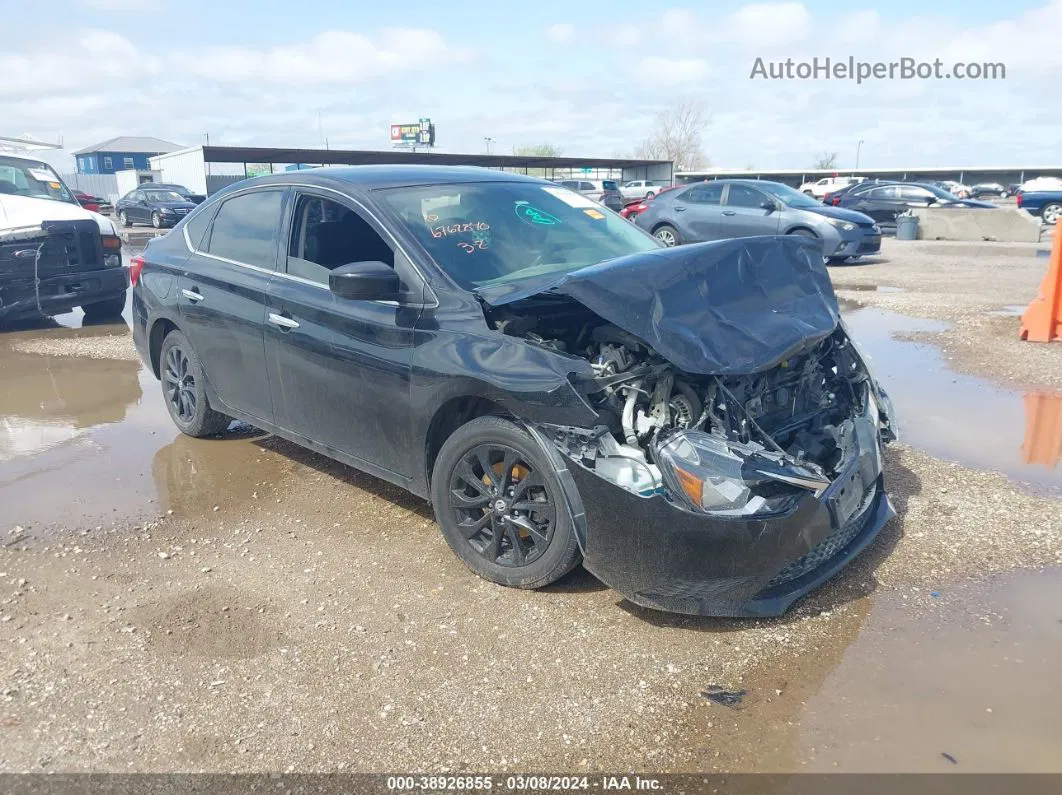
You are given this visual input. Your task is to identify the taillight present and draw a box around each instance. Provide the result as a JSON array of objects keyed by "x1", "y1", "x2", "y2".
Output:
[
  {"x1": 1016, "y1": 192, "x2": 1023, "y2": 207},
  {"x1": 832, "y1": 197, "x2": 841, "y2": 205},
  {"x1": 129, "y1": 254, "x2": 145, "y2": 286}
]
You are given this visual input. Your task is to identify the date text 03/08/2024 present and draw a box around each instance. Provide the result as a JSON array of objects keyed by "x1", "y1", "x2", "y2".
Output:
[{"x1": 386, "y1": 775, "x2": 663, "y2": 791}]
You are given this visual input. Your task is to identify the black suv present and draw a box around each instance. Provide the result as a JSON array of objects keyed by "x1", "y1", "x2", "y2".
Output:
[{"x1": 132, "y1": 166, "x2": 896, "y2": 617}]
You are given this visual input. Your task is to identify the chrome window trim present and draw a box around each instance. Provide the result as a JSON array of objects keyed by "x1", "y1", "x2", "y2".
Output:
[{"x1": 183, "y1": 183, "x2": 438, "y2": 308}]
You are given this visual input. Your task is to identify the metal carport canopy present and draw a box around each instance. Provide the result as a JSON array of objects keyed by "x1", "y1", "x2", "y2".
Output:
[{"x1": 200, "y1": 145, "x2": 671, "y2": 172}]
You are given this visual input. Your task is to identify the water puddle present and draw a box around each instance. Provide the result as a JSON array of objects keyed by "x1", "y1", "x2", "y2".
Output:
[
  {"x1": 842, "y1": 307, "x2": 1062, "y2": 493},
  {"x1": 704, "y1": 569, "x2": 1062, "y2": 772},
  {"x1": 0, "y1": 316, "x2": 295, "y2": 533}
]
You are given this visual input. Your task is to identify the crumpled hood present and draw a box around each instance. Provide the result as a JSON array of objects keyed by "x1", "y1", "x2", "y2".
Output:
[
  {"x1": 477, "y1": 235, "x2": 840, "y2": 375},
  {"x1": 0, "y1": 194, "x2": 117, "y2": 236}
]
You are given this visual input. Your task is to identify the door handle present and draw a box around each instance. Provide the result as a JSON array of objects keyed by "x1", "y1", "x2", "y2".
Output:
[
  {"x1": 181, "y1": 288, "x2": 204, "y2": 302},
  {"x1": 722, "y1": 210, "x2": 736, "y2": 216},
  {"x1": 268, "y1": 312, "x2": 300, "y2": 330},
  {"x1": 674, "y1": 205, "x2": 686, "y2": 212}
]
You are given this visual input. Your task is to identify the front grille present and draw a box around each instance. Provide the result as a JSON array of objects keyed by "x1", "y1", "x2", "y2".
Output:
[
  {"x1": 0, "y1": 221, "x2": 103, "y2": 278},
  {"x1": 767, "y1": 484, "x2": 878, "y2": 587}
]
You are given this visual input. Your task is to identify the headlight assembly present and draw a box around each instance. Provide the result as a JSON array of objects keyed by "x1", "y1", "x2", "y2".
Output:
[
  {"x1": 825, "y1": 218, "x2": 856, "y2": 232},
  {"x1": 654, "y1": 431, "x2": 829, "y2": 518}
]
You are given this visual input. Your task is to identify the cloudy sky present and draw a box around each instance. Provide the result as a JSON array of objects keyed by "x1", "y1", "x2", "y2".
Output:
[{"x1": 3, "y1": 0, "x2": 1060, "y2": 171}]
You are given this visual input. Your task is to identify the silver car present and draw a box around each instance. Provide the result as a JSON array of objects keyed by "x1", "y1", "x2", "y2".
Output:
[{"x1": 635, "y1": 179, "x2": 882, "y2": 263}]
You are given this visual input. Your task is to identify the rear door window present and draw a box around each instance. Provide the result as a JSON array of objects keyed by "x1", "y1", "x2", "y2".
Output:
[
  {"x1": 683, "y1": 183, "x2": 723, "y2": 205},
  {"x1": 205, "y1": 189, "x2": 285, "y2": 267},
  {"x1": 724, "y1": 184, "x2": 767, "y2": 208},
  {"x1": 579, "y1": 182, "x2": 597, "y2": 191}
]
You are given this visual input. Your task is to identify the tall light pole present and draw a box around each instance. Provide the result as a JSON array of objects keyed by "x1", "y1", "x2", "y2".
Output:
[
  {"x1": 484, "y1": 136, "x2": 494, "y2": 156},
  {"x1": 855, "y1": 139, "x2": 864, "y2": 170}
]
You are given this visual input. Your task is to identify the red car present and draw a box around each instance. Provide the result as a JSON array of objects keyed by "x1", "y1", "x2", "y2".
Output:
[
  {"x1": 620, "y1": 184, "x2": 680, "y2": 221},
  {"x1": 72, "y1": 190, "x2": 112, "y2": 214}
]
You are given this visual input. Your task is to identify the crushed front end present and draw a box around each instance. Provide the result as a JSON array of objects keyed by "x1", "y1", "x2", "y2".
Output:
[{"x1": 481, "y1": 237, "x2": 896, "y2": 617}]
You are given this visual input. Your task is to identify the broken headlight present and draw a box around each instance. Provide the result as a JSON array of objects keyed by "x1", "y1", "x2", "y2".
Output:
[{"x1": 654, "y1": 431, "x2": 829, "y2": 518}]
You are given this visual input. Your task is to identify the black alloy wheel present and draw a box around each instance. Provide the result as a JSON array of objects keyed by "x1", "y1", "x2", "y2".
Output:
[
  {"x1": 158, "y1": 330, "x2": 231, "y2": 437},
  {"x1": 431, "y1": 416, "x2": 581, "y2": 589},
  {"x1": 447, "y1": 443, "x2": 555, "y2": 568},
  {"x1": 164, "y1": 345, "x2": 197, "y2": 424}
]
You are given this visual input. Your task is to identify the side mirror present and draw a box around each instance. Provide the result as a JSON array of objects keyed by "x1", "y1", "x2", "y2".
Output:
[
  {"x1": 329, "y1": 261, "x2": 401, "y2": 301},
  {"x1": 761, "y1": 200, "x2": 778, "y2": 212}
]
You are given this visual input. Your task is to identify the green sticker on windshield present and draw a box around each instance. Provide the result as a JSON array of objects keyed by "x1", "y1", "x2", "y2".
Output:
[{"x1": 514, "y1": 201, "x2": 560, "y2": 226}]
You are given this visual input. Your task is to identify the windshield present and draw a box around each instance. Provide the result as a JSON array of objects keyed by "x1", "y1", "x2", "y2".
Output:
[
  {"x1": 381, "y1": 181, "x2": 661, "y2": 289},
  {"x1": 144, "y1": 190, "x2": 185, "y2": 202},
  {"x1": 758, "y1": 181, "x2": 822, "y2": 209},
  {"x1": 0, "y1": 156, "x2": 76, "y2": 204}
]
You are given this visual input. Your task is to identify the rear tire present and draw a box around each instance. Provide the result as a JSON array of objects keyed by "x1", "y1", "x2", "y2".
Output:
[
  {"x1": 653, "y1": 224, "x2": 681, "y2": 247},
  {"x1": 1042, "y1": 202, "x2": 1061, "y2": 225},
  {"x1": 431, "y1": 416, "x2": 581, "y2": 590},
  {"x1": 158, "y1": 330, "x2": 231, "y2": 438},
  {"x1": 81, "y1": 292, "x2": 126, "y2": 320}
]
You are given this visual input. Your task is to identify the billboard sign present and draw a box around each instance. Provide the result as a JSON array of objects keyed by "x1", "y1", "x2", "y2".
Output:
[{"x1": 390, "y1": 118, "x2": 435, "y2": 147}]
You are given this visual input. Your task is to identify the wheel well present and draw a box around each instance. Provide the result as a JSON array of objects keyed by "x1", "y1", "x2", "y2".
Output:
[
  {"x1": 148, "y1": 318, "x2": 178, "y2": 379},
  {"x1": 650, "y1": 221, "x2": 674, "y2": 234},
  {"x1": 425, "y1": 396, "x2": 510, "y2": 486},
  {"x1": 786, "y1": 226, "x2": 819, "y2": 237}
]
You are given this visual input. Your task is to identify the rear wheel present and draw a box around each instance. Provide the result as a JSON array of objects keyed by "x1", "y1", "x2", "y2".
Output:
[
  {"x1": 81, "y1": 292, "x2": 126, "y2": 320},
  {"x1": 431, "y1": 416, "x2": 581, "y2": 589},
  {"x1": 654, "y1": 224, "x2": 681, "y2": 247},
  {"x1": 159, "y1": 330, "x2": 231, "y2": 438},
  {"x1": 1042, "y1": 203, "x2": 1061, "y2": 225}
]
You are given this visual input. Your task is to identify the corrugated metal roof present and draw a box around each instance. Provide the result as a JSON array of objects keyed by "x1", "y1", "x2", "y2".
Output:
[{"x1": 73, "y1": 136, "x2": 183, "y2": 155}]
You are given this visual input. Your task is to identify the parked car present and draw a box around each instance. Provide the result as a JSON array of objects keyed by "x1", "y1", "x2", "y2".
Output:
[
  {"x1": 1004, "y1": 183, "x2": 1023, "y2": 197},
  {"x1": 635, "y1": 179, "x2": 881, "y2": 263},
  {"x1": 1017, "y1": 190, "x2": 1062, "y2": 225},
  {"x1": 150, "y1": 183, "x2": 206, "y2": 204},
  {"x1": 823, "y1": 179, "x2": 883, "y2": 207},
  {"x1": 72, "y1": 190, "x2": 112, "y2": 214},
  {"x1": 798, "y1": 176, "x2": 864, "y2": 198},
  {"x1": 554, "y1": 179, "x2": 623, "y2": 211},
  {"x1": 619, "y1": 185, "x2": 682, "y2": 221},
  {"x1": 115, "y1": 187, "x2": 198, "y2": 228},
  {"x1": 837, "y1": 181, "x2": 996, "y2": 231},
  {"x1": 970, "y1": 182, "x2": 1007, "y2": 198},
  {"x1": 939, "y1": 181, "x2": 972, "y2": 198},
  {"x1": 131, "y1": 166, "x2": 895, "y2": 618},
  {"x1": 619, "y1": 179, "x2": 668, "y2": 201},
  {"x1": 0, "y1": 153, "x2": 127, "y2": 323}
]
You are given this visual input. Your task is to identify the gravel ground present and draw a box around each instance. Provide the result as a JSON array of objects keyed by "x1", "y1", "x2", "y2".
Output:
[
  {"x1": 10, "y1": 334, "x2": 139, "y2": 362},
  {"x1": 2, "y1": 237, "x2": 1061, "y2": 773},
  {"x1": 833, "y1": 237, "x2": 1062, "y2": 390}
]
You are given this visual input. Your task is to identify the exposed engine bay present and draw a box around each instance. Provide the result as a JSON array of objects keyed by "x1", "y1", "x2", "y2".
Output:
[{"x1": 486, "y1": 295, "x2": 892, "y2": 513}]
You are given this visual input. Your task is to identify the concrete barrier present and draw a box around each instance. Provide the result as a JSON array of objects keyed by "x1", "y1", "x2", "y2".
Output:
[{"x1": 912, "y1": 206, "x2": 1042, "y2": 242}]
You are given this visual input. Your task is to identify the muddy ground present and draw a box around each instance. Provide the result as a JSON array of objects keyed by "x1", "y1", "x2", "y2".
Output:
[{"x1": 1, "y1": 238, "x2": 1061, "y2": 773}]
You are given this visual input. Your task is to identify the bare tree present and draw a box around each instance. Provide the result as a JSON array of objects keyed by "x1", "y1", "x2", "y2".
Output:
[
  {"x1": 813, "y1": 151, "x2": 839, "y2": 170},
  {"x1": 634, "y1": 101, "x2": 710, "y2": 170}
]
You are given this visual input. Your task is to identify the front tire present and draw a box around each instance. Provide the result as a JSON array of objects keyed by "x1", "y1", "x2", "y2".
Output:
[
  {"x1": 119, "y1": 211, "x2": 131, "y2": 228},
  {"x1": 653, "y1": 224, "x2": 681, "y2": 247},
  {"x1": 1042, "y1": 203, "x2": 1061, "y2": 225},
  {"x1": 159, "y1": 330, "x2": 231, "y2": 438},
  {"x1": 431, "y1": 416, "x2": 581, "y2": 590},
  {"x1": 81, "y1": 292, "x2": 126, "y2": 320},
  {"x1": 151, "y1": 212, "x2": 162, "y2": 229}
]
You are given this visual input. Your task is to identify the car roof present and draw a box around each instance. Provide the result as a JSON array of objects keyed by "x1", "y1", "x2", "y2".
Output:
[{"x1": 234, "y1": 165, "x2": 547, "y2": 192}]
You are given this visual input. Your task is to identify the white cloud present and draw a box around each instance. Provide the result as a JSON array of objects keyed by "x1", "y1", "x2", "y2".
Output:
[
  {"x1": 637, "y1": 57, "x2": 712, "y2": 86},
  {"x1": 545, "y1": 24, "x2": 576, "y2": 44},
  {"x1": 173, "y1": 29, "x2": 472, "y2": 85},
  {"x1": 833, "y1": 10, "x2": 881, "y2": 44},
  {"x1": 726, "y1": 2, "x2": 811, "y2": 46},
  {"x1": 0, "y1": 31, "x2": 148, "y2": 100},
  {"x1": 609, "y1": 24, "x2": 642, "y2": 47}
]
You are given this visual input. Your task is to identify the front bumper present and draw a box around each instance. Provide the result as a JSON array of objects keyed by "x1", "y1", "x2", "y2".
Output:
[
  {"x1": 821, "y1": 227, "x2": 882, "y2": 257},
  {"x1": 0, "y1": 267, "x2": 128, "y2": 322},
  {"x1": 570, "y1": 404, "x2": 893, "y2": 618}
]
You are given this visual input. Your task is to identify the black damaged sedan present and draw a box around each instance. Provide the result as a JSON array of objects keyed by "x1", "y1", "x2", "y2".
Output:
[{"x1": 131, "y1": 166, "x2": 896, "y2": 617}]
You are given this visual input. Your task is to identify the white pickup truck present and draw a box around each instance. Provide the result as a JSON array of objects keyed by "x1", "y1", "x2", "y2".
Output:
[
  {"x1": 798, "y1": 176, "x2": 865, "y2": 199},
  {"x1": 620, "y1": 179, "x2": 669, "y2": 201},
  {"x1": 1, "y1": 152, "x2": 128, "y2": 323}
]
